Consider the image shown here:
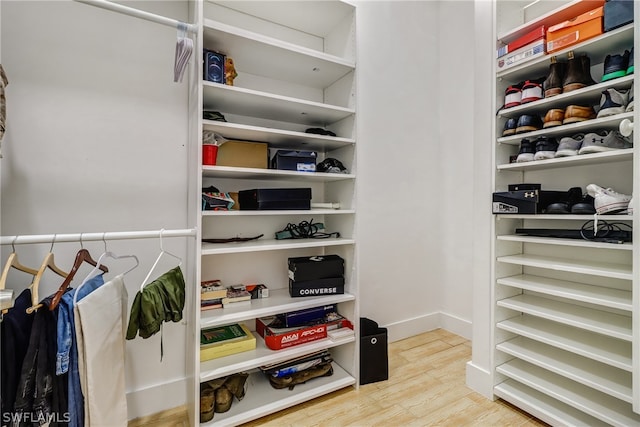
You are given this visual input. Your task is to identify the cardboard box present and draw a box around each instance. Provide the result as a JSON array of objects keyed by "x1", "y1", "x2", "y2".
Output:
[
  {"x1": 496, "y1": 38, "x2": 546, "y2": 72},
  {"x1": 288, "y1": 255, "x2": 345, "y2": 282},
  {"x1": 256, "y1": 317, "x2": 327, "y2": 350},
  {"x1": 276, "y1": 304, "x2": 337, "y2": 327},
  {"x1": 200, "y1": 323, "x2": 256, "y2": 361},
  {"x1": 547, "y1": 7, "x2": 604, "y2": 53},
  {"x1": 604, "y1": 0, "x2": 634, "y2": 32},
  {"x1": 216, "y1": 140, "x2": 269, "y2": 169},
  {"x1": 289, "y1": 277, "x2": 345, "y2": 298},
  {"x1": 497, "y1": 25, "x2": 545, "y2": 58}
]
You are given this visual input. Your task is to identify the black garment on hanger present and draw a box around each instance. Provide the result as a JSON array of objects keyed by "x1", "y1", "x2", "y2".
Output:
[
  {"x1": 13, "y1": 296, "x2": 68, "y2": 426},
  {"x1": 1, "y1": 289, "x2": 34, "y2": 425}
]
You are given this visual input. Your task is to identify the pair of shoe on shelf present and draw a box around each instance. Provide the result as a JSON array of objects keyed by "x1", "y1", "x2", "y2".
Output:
[
  {"x1": 543, "y1": 51, "x2": 596, "y2": 97},
  {"x1": 504, "y1": 78, "x2": 545, "y2": 108},
  {"x1": 544, "y1": 187, "x2": 595, "y2": 214},
  {"x1": 542, "y1": 105, "x2": 597, "y2": 128},
  {"x1": 200, "y1": 372, "x2": 249, "y2": 422},
  {"x1": 596, "y1": 83, "x2": 634, "y2": 118},
  {"x1": 586, "y1": 184, "x2": 632, "y2": 215},
  {"x1": 602, "y1": 48, "x2": 634, "y2": 82},
  {"x1": 516, "y1": 130, "x2": 632, "y2": 162}
]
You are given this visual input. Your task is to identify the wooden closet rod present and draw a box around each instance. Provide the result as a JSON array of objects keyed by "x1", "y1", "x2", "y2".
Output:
[
  {"x1": 0, "y1": 228, "x2": 197, "y2": 246},
  {"x1": 74, "y1": 0, "x2": 197, "y2": 34}
]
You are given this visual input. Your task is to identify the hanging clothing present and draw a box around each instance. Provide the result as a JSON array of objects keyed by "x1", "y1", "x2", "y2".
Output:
[
  {"x1": 13, "y1": 296, "x2": 68, "y2": 427},
  {"x1": 1, "y1": 289, "x2": 34, "y2": 425},
  {"x1": 126, "y1": 266, "x2": 185, "y2": 340},
  {"x1": 0, "y1": 64, "x2": 8, "y2": 158},
  {"x1": 55, "y1": 274, "x2": 104, "y2": 427},
  {"x1": 74, "y1": 275, "x2": 127, "y2": 427}
]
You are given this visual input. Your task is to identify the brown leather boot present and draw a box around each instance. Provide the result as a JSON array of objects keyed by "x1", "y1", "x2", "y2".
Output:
[
  {"x1": 581, "y1": 54, "x2": 596, "y2": 86},
  {"x1": 563, "y1": 105, "x2": 596, "y2": 124},
  {"x1": 224, "y1": 372, "x2": 249, "y2": 401},
  {"x1": 215, "y1": 387, "x2": 233, "y2": 413},
  {"x1": 543, "y1": 109, "x2": 565, "y2": 128},
  {"x1": 563, "y1": 51, "x2": 587, "y2": 93},
  {"x1": 543, "y1": 56, "x2": 564, "y2": 97},
  {"x1": 200, "y1": 385, "x2": 215, "y2": 423}
]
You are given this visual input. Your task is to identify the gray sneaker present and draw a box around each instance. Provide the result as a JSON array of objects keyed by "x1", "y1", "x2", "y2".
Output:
[
  {"x1": 578, "y1": 130, "x2": 632, "y2": 154},
  {"x1": 627, "y1": 82, "x2": 634, "y2": 112},
  {"x1": 555, "y1": 134, "x2": 584, "y2": 157},
  {"x1": 596, "y1": 87, "x2": 629, "y2": 118}
]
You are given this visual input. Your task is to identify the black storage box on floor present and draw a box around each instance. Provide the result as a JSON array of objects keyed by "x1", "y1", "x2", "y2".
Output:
[
  {"x1": 288, "y1": 277, "x2": 345, "y2": 297},
  {"x1": 359, "y1": 318, "x2": 388, "y2": 385},
  {"x1": 271, "y1": 150, "x2": 317, "y2": 172},
  {"x1": 238, "y1": 188, "x2": 311, "y2": 210},
  {"x1": 288, "y1": 255, "x2": 345, "y2": 282},
  {"x1": 604, "y1": 0, "x2": 634, "y2": 32}
]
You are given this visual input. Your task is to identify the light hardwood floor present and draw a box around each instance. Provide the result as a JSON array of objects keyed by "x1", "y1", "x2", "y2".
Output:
[{"x1": 130, "y1": 329, "x2": 547, "y2": 426}]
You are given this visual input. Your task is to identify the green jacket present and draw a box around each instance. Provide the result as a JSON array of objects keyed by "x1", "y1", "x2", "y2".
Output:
[{"x1": 126, "y1": 266, "x2": 185, "y2": 340}]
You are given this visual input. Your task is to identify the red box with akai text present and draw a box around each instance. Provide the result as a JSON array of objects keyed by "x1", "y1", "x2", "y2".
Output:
[{"x1": 256, "y1": 317, "x2": 328, "y2": 350}]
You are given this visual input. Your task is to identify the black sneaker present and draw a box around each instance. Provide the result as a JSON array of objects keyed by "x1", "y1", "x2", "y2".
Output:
[
  {"x1": 503, "y1": 118, "x2": 518, "y2": 136},
  {"x1": 602, "y1": 50, "x2": 630, "y2": 82},
  {"x1": 533, "y1": 136, "x2": 559, "y2": 160},
  {"x1": 627, "y1": 47, "x2": 634, "y2": 75},
  {"x1": 571, "y1": 194, "x2": 596, "y2": 214},
  {"x1": 516, "y1": 138, "x2": 535, "y2": 163},
  {"x1": 515, "y1": 114, "x2": 543, "y2": 134}
]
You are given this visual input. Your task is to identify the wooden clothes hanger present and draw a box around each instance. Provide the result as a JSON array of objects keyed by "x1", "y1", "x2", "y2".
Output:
[
  {"x1": 27, "y1": 235, "x2": 69, "y2": 313},
  {"x1": 0, "y1": 237, "x2": 38, "y2": 291},
  {"x1": 49, "y1": 234, "x2": 109, "y2": 311},
  {"x1": 140, "y1": 228, "x2": 182, "y2": 292}
]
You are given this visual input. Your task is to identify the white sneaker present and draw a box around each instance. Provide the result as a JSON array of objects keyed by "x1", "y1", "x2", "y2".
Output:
[
  {"x1": 586, "y1": 184, "x2": 632, "y2": 214},
  {"x1": 628, "y1": 196, "x2": 634, "y2": 215}
]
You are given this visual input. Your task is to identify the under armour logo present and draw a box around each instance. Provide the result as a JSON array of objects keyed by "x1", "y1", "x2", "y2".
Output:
[
  {"x1": 592, "y1": 137, "x2": 605, "y2": 144},
  {"x1": 524, "y1": 192, "x2": 535, "y2": 198},
  {"x1": 310, "y1": 256, "x2": 324, "y2": 262}
]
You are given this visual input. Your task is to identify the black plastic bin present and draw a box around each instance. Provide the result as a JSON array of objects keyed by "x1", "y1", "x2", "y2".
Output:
[{"x1": 359, "y1": 317, "x2": 389, "y2": 385}]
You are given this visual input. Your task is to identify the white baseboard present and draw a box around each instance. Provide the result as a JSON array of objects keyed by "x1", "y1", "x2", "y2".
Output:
[
  {"x1": 439, "y1": 311, "x2": 472, "y2": 340},
  {"x1": 127, "y1": 377, "x2": 187, "y2": 420},
  {"x1": 465, "y1": 361, "x2": 494, "y2": 400},
  {"x1": 384, "y1": 311, "x2": 441, "y2": 342}
]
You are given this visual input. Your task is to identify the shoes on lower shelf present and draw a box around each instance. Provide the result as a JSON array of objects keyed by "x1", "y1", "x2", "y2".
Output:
[
  {"x1": 555, "y1": 134, "x2": 584, "y2": 157},
  {"x1": 596, "y1": 87, "x2": 629, "y2": 118},
  {"x1": 626, "y1": 82, "x2": 634, "y2": 112},
  {"x1": 516, "y1": 138, "x2": 535, "y2": 162},
  {"x1": 578, "y1": 130, "x2": 632, "y2": 155},
  {"x1": 533, "y1": 136, "x2": 558, "y2": 160},
  {"x1": 586, "y1": 183, "x2": 632, "y2": 214}
]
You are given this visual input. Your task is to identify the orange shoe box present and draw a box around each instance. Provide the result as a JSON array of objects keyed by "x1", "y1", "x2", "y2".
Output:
[{"x1": 547, "y1": 6, "x2": 604, "y2": 53}]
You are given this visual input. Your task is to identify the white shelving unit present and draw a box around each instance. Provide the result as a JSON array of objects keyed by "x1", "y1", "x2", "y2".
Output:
[
  {"x1": 187, "y1": 1, "x2": 358, "y2": 425},
  {"x1": 492, "y1": 1, "x2": 639, "y2": 424}
]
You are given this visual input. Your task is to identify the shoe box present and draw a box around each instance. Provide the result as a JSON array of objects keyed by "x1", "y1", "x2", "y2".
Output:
[
  {"x1": 497, "y1": 25, "x2": 545, "y2": 58},
  {"x1": 238, "y1": 188, "x2": 311, "y2": 210},
  {"x1": 497, "y1": 38, "x2": 546, "y2": 72},
  {"x1": 492, "y1": 184, "x2": 574, "y2": 214},
  {"x1": 604, "y1": 0, "x2": 634, "y2": 32},
  {"x1": 547, "y1": 6, "x2": 604, "y2": 53},
  {"x1": 271, "y1": 150, "x2": 317, "y2": 172},
  {"x1": 216, "y1": 140, "x2": 269, "y2": 169},
  {"x1": 288, "y1": 255, "x2": 345, "y2": 297}
]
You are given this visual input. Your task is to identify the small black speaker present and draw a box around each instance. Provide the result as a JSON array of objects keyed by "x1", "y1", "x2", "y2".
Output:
[{"x1": 203, "y1": 50, "x2": 225, "y2": 84}]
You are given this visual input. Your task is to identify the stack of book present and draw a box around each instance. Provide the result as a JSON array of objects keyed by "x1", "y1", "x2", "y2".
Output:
[
  {"x1": 201, "y1": 280, "x2": 227, "y2": 311},
  {"x1": 200, "y1": 323, "x2": 256, "y2": 361},
  {"x1": 222, "y1": 284, "x2": 252, "y2": 308}
]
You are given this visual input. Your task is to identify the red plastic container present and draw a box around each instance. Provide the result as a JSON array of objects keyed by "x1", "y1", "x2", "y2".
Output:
[{"x1": 203, "y1": 144, "x2": 218, "y2": 166}]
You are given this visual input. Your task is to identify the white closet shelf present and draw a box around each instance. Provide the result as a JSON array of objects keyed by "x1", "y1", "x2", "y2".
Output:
[
  {"x1": 497, "y1": 315, "x2": 632, "y2": 371},
  {"x1": 203, "y1": 19, "x2": 355, "y2": 89},
  {"x1": 203, "y1": 82, "x2": 355, "y2": 126},
  {"x1": 497, "y1": 234, "x2": 632, "y2": 250},
  {"x1": 203, "y1": 209, "x2": 355, "y2": 217},
  {"x1": 200, "y1": 289, "x2": 355, "y2": 329},
  {"x1": 497, "y1": 294, "x2": 632, "y2": 341},
  {"x1": 496, "y1": 253, "x2": 632, "y2": 280},
  {"x1": 497, "y1": 149, "x2": 633, "y2": 171},
  {"x1": 497, "y1": 76, "x2": 634, "y2": 119},
  {"x1": 494, "y1": 380, "x2": 609, "y2": 427},
  {"x1": 202, "y1": 120, "x2": 355, "y2": 151},
  {"x1": 497, "y1": 336, "x2": 632, "y2": 402},
  {"x1": 496, "y1": 214, "x2": 632, "y2": 221},
  {"x1": 496, "y1": 359, "x2": 640, "y2": 426},
  {"x1": 497, "y1": 24, "x2": 633, "y2": 80},
  {"x1": 200, "y1": 332, "x2": 355, "y2": 382},
  {"x1": 202, "y1": 165, "x2": 355, "y2": 181},
  {"x1": 201, "y1": 237, "x2": 355, "y2": 255},
  {"x1": 497, "y1": 112, "x2": 634, "y2": 146},
  {"x1": 201, "y1": 364, "x2": 355, "y2": 427},
  {"x1": 497, "y1": 274, "x2": 632, "y2": 311}
]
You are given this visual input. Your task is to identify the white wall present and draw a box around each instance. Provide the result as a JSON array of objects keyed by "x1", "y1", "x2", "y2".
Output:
[{"x1": 1, "y1": 0, "x2": 191, "y2": 419}]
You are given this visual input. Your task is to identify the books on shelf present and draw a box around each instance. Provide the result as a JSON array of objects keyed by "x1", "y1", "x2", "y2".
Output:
[
  {"x1": 200, "y1": 323, "x2": 256, "y2": 361},
  {"x1": 201, "y1": 279, "x2": 227, "y2": 300},
  {"x1": 222, "y1": 284, "x2": 251, "y2": 306}
]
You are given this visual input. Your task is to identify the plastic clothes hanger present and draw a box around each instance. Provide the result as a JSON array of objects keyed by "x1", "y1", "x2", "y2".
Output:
[
  {"x1": 27, "y1": 235, "x2": 69, "y2": 313},
  {"x1": 140, "y1": 229, "x2": 182, "y2": 291},
  {"x1": 49, "y1": 234, "x2": 109, "y2": 311},
  {"x1": 73, "y1": 233, "x2": 139, "y2": 306},
  {"x1": 0, "y1": 237, "x2": 38, "y2": 290}
]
